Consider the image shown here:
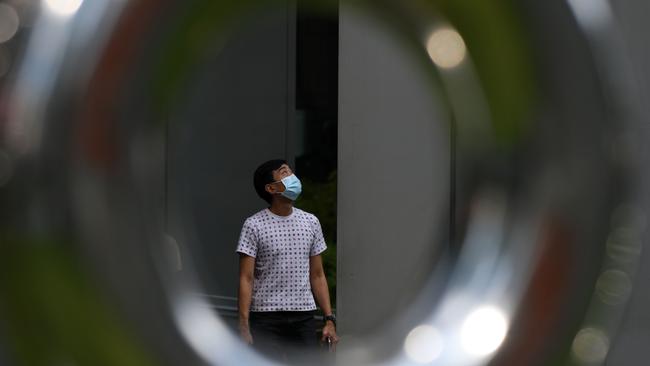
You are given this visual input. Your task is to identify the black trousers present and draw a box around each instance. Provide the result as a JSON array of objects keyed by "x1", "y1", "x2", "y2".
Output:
[{"x1": 250, "y1": 311, "x2": 320, "y2": 363}]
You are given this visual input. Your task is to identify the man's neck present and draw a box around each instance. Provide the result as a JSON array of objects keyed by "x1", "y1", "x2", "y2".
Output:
[{"x1": 269, "y1": 199, "x2": 294, "y2": 217}]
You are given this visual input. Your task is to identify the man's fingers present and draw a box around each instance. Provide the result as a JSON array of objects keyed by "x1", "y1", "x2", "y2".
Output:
[{"x1": 322, "y1": 334, "x2": 340, "y2": 344}]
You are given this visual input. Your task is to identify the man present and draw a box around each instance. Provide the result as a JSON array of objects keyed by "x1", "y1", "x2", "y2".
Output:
[{"x1": 236, "y1": 159, "x2": 339, "y2": 362}]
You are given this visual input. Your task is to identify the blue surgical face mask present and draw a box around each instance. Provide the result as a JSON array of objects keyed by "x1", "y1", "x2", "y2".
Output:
[{"x1": 276, "y1": 174, "x2": 302, "y2": 201}]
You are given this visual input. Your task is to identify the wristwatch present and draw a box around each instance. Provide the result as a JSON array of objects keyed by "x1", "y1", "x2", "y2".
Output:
[{"x1": 324, "y1": 314, "x2": 336, "y2": 326}]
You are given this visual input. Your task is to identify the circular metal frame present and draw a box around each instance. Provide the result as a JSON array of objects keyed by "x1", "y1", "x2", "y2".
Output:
[{"x1": 1, "y1": 0, "x2": 646, "y2": 365}]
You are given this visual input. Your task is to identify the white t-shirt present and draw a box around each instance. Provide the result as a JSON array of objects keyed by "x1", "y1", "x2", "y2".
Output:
[{"x1": 236, "y1": 207, "x2": 327, "y2": 312}]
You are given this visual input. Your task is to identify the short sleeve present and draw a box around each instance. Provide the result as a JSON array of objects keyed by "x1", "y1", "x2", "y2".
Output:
[
  {"x1": 310, "y1": 216, "x2": 327, "y2": 256},
  {"x1": 236, "y1": 219, "x2": 258, "y2": 257}
]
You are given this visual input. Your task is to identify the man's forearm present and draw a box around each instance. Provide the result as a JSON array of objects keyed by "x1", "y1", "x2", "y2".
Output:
[
  {"x1": 311, "y1": 275, "x2": 333, "y2": 316},
  {"x1": 238, "y1": 278, "x2": 253, "y2": 327}
]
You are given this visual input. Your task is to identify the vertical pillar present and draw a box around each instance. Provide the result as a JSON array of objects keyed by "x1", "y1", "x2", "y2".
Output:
[{"x1": 337, "y1": 6, "x2": 451, "y2": 337}]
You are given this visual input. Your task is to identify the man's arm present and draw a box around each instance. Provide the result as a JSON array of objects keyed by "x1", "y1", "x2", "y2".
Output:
[
  {"x1": 309, "y1": 255, "x2": 339, "y2": 345},
  {"x1": 238, "y1": 254, "x2": 255, "y2": 344}
]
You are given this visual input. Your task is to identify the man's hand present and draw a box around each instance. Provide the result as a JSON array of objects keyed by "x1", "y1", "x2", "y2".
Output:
[
  {"x1": 310, "y1": 255, "x2": 338, "y2": 350},
  {"x1": 239, "y1": 324, "x2": 253, "y2": 345},
  {"x1": 321, "y1": 322, "x2": 339, "y2": 351}
]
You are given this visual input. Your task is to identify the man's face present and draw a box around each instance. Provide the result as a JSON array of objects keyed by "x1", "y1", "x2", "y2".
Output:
[{"x1": 265, "y1": 164, "x2": 294, "y2": 194}]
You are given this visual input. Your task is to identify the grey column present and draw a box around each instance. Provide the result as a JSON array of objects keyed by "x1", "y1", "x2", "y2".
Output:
[{"x1": 337, "y1": 6, "x2": 451, "y2": 337}]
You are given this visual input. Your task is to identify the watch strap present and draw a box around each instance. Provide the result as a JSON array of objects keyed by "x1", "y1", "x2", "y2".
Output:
[{"x1": 324, "y1": 314, "x2": 336, "y2": 326}]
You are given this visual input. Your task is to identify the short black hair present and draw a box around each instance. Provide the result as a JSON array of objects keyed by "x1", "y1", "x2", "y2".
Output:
[{"x1": 254, "y1": 159, "x2": 288, "y2": 204}]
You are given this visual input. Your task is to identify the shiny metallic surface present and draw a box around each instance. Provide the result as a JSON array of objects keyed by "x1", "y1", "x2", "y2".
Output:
[{"x1": 0, "y1": 0, "x2": 649, "y2": 365}]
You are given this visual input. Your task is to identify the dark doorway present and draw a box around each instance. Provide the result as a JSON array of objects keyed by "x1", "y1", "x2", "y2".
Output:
[{"x1": 294, "y1": 5, "x2": 339, "y2": 305}]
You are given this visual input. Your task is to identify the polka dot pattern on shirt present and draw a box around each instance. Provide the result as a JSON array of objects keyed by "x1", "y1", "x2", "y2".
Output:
[{"x1": 236, "y1": 207, "x2": 327, "y2": 311}]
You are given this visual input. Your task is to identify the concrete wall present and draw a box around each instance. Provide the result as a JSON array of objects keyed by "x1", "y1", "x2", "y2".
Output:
[
  {"x1": 166, "y1": 5, "x2": 296, "y2": 318},
  {"x1": 337, "y1": 6, "x2": 451, "y2": 336}
]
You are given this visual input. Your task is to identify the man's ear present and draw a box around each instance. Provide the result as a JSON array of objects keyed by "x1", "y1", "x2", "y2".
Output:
[{"x1": 265, "y1": 183, "x2": 276, "y2": 194}]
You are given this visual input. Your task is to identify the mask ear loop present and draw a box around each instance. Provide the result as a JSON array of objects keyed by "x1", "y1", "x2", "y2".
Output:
[{"x1": 266, "y1": 180, "x2": 286, "y2": 195}]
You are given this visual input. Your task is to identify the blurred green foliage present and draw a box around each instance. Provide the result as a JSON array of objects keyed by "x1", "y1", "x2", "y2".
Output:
[
  {"x1": 434, "y1": 0, "x2": 537, "y2": 146},
  {"x1": 0, "y1": 236, "x2": 154, "y2": 366}
]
